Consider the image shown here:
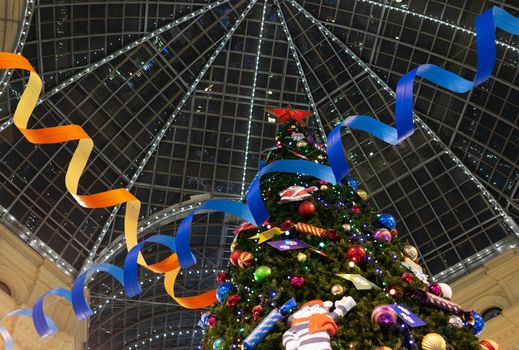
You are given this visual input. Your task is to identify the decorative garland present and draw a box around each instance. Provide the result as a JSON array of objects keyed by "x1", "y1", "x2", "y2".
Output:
[{"x1": 0, "y1": 5, "x2": 518, "y2": 349}]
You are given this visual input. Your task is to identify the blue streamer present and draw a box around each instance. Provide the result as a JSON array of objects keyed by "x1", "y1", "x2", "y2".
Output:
[{"x1": 2, "y1": 6, "x2": 519, "y2": 349}]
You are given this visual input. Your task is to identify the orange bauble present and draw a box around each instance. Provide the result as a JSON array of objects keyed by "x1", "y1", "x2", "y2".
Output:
[
  {"x1": 298, "y1": 201, "x2": 316, "y2": 216},
  {"x1": 376, "y1": 347, "x2": 392, "y2": 350},
  {"x1": 238, "y1": 251, "x2": 253, "y2": 268},
  {"x1": 229, "y1": 249, "x2": 242, "y2": 266}
]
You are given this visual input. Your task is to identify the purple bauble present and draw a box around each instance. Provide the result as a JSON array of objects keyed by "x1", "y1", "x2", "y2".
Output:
[
  {"x1": 373, "y1": 228, "x2": 392, "y2": 243},
  {"x1": 429, "y1": 283, "x2": 442, "y2": 296},
  {"x1": 371, "y1": 304, "x2": 397, "y2": 327}
]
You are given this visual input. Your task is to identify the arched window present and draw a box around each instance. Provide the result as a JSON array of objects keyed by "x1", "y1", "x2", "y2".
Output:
[
  {"x1": 0, "y1": 281, "x2": 11, "y2": 296},
  {"x1": 482, "y1": 307, "x2": 502, "y2": 322}
]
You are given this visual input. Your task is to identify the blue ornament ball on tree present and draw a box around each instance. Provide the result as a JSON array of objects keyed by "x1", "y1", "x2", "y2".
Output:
[
  {"x1": 216, "y1": 282, "x2": 232, "y2": 303},
  {"x1": 466, "y1": 311, "x2": 485, "y2": 335},
  {"x1": 212, "y1": 337, "x2": 225, "y2": 350},
  {"x1": 378, "y1": 213, "x2": 396, "y2": 230}
]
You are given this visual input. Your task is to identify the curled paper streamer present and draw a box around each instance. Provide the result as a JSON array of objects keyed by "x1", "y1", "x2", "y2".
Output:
[{"x1": 1, "y1": 5, "x2": 519, "y2": 348}]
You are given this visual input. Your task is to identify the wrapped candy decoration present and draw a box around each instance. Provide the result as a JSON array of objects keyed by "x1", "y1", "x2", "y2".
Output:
[
  {"x1": 447, "y1": 315, "x2": 464, "y2": 328},
  {"x1": 279, "y1": 186, "x2": 318, "y2": 204},
  {"x1": 293, "y1": 222, "x2": 326, "y2": 238},
  {"x1": 378, "y1": 213, "x2": 396, "y2": 230},
  {"x1": 480, "y1": 339, "x2": 500, "y2": 350},
  {"x1": 402, "y1": 245, "x2": 419, "y2": 261},
  {"x1": 198, "y1": 311, "x2": 210, "y2": 329},
  {"x1": 437, "y1": 282, "x2": 452, "y2": 299},
  {"x1": 216, "y1": 282, "x2": 233, "y2": 303},
  {"x1": 290, "y1": 275, "x2": 305, "y2": 288},
  {"x1": 298, "y1": 201, "x2": 316, "y2": 216},
  {"x1": 252, "y1": 304, "x2": 264, "y2": 322},
  {"x1": 421, "y1": 333, "x2": 446, "y2": 350},
  {"x1": 227, "y1": 295, "x2": 241, "y2": 307},
  {"x1": 373, "y1": 228, "x2": 392, "y2": 243},
  {"x1": 208, "y1": 315, "x2": 218, "y2": 328},
  {"x1": 212, "y1": 338, "x2": 225, "y2": 350},
  {"x1": 230, "y1": 249, "x2": 242, "y2": 266},
  {"x1": 466, "y1": 311, "x2": 485, "y2": 335},
  {"x1": 216, "y1": 272, "x2": 228, "y2": 284},
  {"x1": 280, "y1": 220, "x2": 293, "y2": 231},
  {"x1": 238, "y1": 251, "x2": 254, "y2": 268},
  {"x1": 347, "y1": 245, "x2": 366, "y2": 263},
  {"x1": 371, "y1": 304, "x2": 397, "y2": 327}
]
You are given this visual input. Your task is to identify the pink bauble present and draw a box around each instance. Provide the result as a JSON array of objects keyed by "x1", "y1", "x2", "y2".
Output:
[
  {"x1": 429, "y1": 283, "x2": 442, "y2": 296},
  {"x1": 290, "y1": 275, "x2": 305, "y2": 288},
  {"x1": 207, "y1": 315, "x2": 218, "y2": 327}
]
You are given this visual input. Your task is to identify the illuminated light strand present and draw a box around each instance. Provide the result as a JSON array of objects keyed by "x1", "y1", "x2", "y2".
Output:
[
  {"x1": 1, "y1": 4, "x2": 519, "y2": 349},
  {"x1": 275, "y1": 0, "x2": 327, "y2": 141},
  {"x1": 361, "y1": 0, "x2": 519, "y2": 53},
  {"x1": 241, "y1": 0, "x2": 268, "y2": 197},
  {"x1": 287, "y1": 0, "x2": 519, "y2": 242},
  {"x1": 0, "y1": 0, "x2": 230, "y2": 133},
  {"x1": 83, "y1": 0, "x2": 258, "y2": 271}
]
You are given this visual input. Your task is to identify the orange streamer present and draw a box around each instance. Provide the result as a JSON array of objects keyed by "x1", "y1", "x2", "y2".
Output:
[{"x1": 0, "y1": 52, "x2": 216, "y2": 307}]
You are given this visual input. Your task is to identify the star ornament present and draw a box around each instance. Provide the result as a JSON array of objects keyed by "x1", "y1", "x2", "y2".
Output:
[{"x1": 267, "y1": 105, "x2": 313, "y2": 125}]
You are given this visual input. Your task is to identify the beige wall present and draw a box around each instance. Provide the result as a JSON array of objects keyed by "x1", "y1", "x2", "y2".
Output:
[
  {"x1": 0, "y1": 224, "x2": 87, "y2": 350},
  {"x1": 0, "y1": 0, "x2": 24, "y2": 52},
  {"x1": 451, "y1": 248, "x2": 519, "y2": 350}
]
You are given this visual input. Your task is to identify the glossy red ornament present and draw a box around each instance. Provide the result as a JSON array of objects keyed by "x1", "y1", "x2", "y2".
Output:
[
  {"x1": 226, "y1": 295, "x2": 241, "y2": 307},
  {"x1": 252, "y1": 304, "x2": 264, "y2": 322},
  {"x1": 229, "y1": 249, "x2": 242, "y2": 266},
  {"x1": 207, "y1": 315, "x2": 218, "y2": 327},
  {"x1": 216, "y1": 272, "x2": 228, "y2": 284},
  {"x1": 401, "y1": 272, "x2": 414, "y2": 283},
  {"x1": 298, "y1": 201, "x2": 316, "y2": 216},
  {"x1": 391, "y1": 228, "x2": 398, "y2": 236},
  {"x1": 347, "y1": 245, "x2": 366, "y2": 263},
  {"x1": 290, "y1": 275, "x2": 305, "y2": 288},
  {"x1": 280, "y1": 220, "x2": 293, "y2": 231},
  {"x1": 429, "y1": 283, "x2": 442, "y2": 296}
]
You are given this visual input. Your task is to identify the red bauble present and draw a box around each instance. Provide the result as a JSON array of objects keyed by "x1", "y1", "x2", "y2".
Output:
[
  {"x1": 238, "y1": 251, "x2": 253, "y2": 268},
  {"x1": 298, "y1": 201, "x2": 316, "y2": 216},
  {"x1": 229, "y1": 249, "x2": 242, "y2": 266},
  {"x1": 346, "y1": 245, "x2": 366, "y2": 263},
  {"x1": 280, "y1": 220, "x2": 293, "y2": 231},
  {"x1": 290, "y1": 275, "x2": 305, "y2": 288},
  {"x1": 226, "y1": 295, "x2": 241, "y2": 307},
  {"x1": 391, "y1": 228, "x2": 398, "y2": 236},
  {"x1": 401, "y1": 272, "x2": 414, "y2": 283},
  {"x1": 216, "y1": 272, "x2": 228, "y2": 284},
  {"x1": 350, "y1": 206, "x2": 361, "y2": 215}
]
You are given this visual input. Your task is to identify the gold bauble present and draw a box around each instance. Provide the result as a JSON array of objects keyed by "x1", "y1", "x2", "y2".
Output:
[
  {"x1": 297, "y1": 252, "x2": 307, "y2": 262},
  {"x1": 320, "y1": 185, "x2": 329, "y2": 191},
  {"x1": 402, "y1": 245, "x2": 419, "y2": 262},
  {"x1": 317, "y1": 155, "x2": 324, "y2": 160},
  {"x1": 342, "y1": 223, "x2": 351, "y2": 232},
  {"x1": 296, "y1": 140, "x2": 307, "y2": 148},
  {"x1": 356, "y1": 189, "x2": 368, "y2": 201},
  {"x1": 421, "y1": 333, "x2": 446, "y2": 350},
  {"x1": 331, "y1": 284, "x2": 345, "y2": 296}
]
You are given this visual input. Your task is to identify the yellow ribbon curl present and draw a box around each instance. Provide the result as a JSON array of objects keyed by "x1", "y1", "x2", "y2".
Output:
[{"x1": 0, "y1": 52, "x2": 216, "y2": 308}]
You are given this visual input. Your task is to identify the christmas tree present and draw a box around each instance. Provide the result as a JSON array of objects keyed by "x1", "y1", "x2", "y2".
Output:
[{"x1": 201, "y1": 108, "x2": 487, "y2": 350}]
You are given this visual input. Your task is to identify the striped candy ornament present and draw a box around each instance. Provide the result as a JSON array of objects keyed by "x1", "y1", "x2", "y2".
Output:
[
  {"x1": 242, "y1": 309, "x2": 283, "y2": 349},
  {"x1": 480, "y1": 339, "x2": 500, "y2": 350},
  {"x1": 294, "y1": 222, "x2": 326, "y2": 238}
]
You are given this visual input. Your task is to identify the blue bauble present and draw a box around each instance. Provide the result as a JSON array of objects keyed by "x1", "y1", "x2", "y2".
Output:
[
  {"x1": 347, "y1": 178, "x2": 359, "y2": 190},
  {"x1": 216, "y1": 282, "x2": 232, "y2": 303},
  {"x1": 212, "y1": 337, "x2": 225, "y2": 350},
  {"x1": 466, "y1": 311, "x2": 485, "y2": 335},
  {"x1": 378, "y1": 213, "x2": 396, "y2": 230}
]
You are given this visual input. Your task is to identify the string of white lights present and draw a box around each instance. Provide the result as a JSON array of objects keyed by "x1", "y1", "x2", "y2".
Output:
[
  {"x1": 126, "y1": 328, "x2": 205, "y2": 350},
  {"x1": 0, "y1": 0, "x2": 230, "y2": 133},
  {"x1": 0, "y1": 0, "x2": 34, "y2": 100},
  {"x1": 274, "y1": 0, "x2": 327, "y2": 142},
  {"x1": 241, "y1": 0, "x2": 268, "y2": 198},
  {"x1": 362, "y1": 0, "x2": 519, "y2": 53},
  {"x1": 286, "y1": 0, "x2": 519, "y2": 279},
  {"x1": 83, "y1": 0, "x2": 259, "y2": 272}
]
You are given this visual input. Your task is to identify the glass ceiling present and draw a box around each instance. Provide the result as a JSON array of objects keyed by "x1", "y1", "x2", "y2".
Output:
[{"x1": 0, "y1": 0, "x2": 518, "y2": 349}]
